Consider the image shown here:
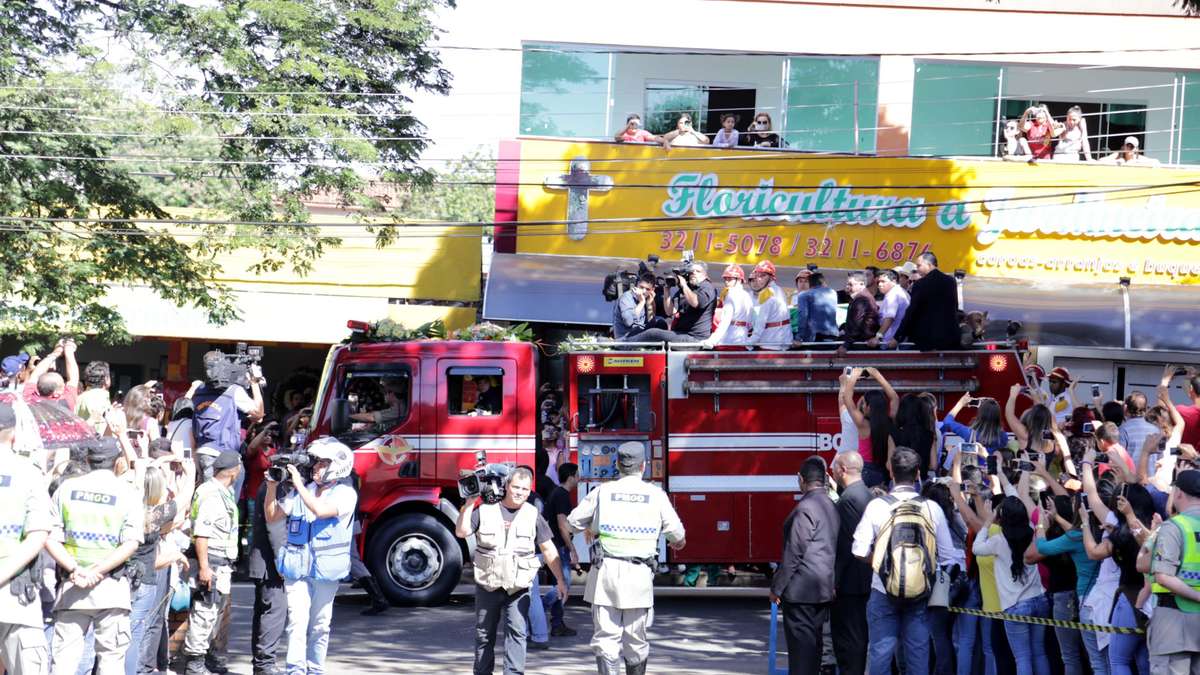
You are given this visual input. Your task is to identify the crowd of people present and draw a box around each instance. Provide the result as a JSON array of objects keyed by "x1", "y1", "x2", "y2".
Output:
[
  {"x1": 0, "y1": 342, "x2": 362, "y2": 675},
  {"x1": 612, "y1": 251, "x2": 966, "y2": 352},
  {"x1": 613, "y1": 106, "x2": 1165, "y2": 166},
  {"x1": 772, "y1": 361, "x2": 1200, "y2": 675}
]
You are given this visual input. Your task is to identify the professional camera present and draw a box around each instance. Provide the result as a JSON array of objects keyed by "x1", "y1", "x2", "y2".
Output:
[
  {"x1": 669, "y1": 250, "x2": 695, "y2": 279},
  {"x1": 458, "y1": 451, "x2": 508, "y2": 505},
  {"x1": 267, "y1": 452, "x2": 313, "y2": 484},
  {"x1": 205, "y1": 342, "x2": 265, "y2": 388}
]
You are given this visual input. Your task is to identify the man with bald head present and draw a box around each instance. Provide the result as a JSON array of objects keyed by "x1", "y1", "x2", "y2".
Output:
[
  {"x1": 830, "y1": 451, "x2": 872, "y2": 675},
  {"x1": 23, "y1": 339, "x2": 80, "y2": 411}
]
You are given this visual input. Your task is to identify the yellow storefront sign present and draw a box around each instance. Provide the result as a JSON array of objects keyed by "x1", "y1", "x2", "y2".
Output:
[{"x1": 511, "y1": 139, "x2": 1200, "y2": 285}]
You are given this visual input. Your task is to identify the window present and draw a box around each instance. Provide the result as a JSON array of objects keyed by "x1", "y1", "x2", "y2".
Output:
[
  {"x1": 520, "y1": 44, "x2": 611, "y2": 138},
  {"x1": 783, "y1": 57, "x2": 880, "y2": 153},
  {"x1": 447, "y1": 367, "x2": 505, "y2": 416},
  {"x1": 338, "y1": 365, "x2": 411, "y2": 442},
  {"x1": 644, "y1": 82, "x2": 757, "y2": 136}
]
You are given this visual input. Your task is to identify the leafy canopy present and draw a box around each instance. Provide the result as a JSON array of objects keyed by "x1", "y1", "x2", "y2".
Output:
[{"x1": 0, "y1": 0, "x2": 454, "y2": 342}]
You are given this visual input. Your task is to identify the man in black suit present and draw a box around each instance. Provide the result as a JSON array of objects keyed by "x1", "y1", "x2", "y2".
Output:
[
  {"x1": 889, "y1": 252, "x2": 960, "y2": 351},
  {"x1": 770, "y1": 456, "x2": 839, "y2": 675},
  {"x1": 830, "y1": 451, "x2": 874, "y2": 675}
]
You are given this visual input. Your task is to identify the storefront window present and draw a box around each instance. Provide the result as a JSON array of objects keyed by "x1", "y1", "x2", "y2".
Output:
[{"x1": 519, "y1": 44, "x2": 611, "y2": 138}]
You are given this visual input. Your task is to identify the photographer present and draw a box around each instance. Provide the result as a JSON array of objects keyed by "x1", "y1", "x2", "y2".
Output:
[
  {"x1": 632, "y1": 261, "x2": 717, "y2": 344},
  {"x1": 613, "y1": 274, "x2": 665, "y2": 340},
  {"x1": 264, "y1": 437, "x2": 357, "y2": 675},
  {"x1": 455, "y1": 465, "x2": 569, "y2": 675},
  {"x1": 193, "y1": 350, "x2": 265, "y2": 459}
]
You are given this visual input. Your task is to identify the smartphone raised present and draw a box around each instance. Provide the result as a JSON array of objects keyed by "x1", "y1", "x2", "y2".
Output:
[
  {"x1": 986, "y1": 455, "x2": 999, "y2": 476},
  {"x1": 1091, "y1": 384, "x2": 1102, "y2": 398}
]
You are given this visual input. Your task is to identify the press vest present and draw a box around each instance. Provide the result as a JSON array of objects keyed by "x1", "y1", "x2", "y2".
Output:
[
  {"x1": 1151, "y1": 512, "x2": 1200, "y2": 613},
  {"x1": 309, "y1": 497, "x2": 353, "y2": 582},
  {"x1": 60, "y1": 472, "x2": 127, "y2": 568},
  {"x1": 0, "y1": 469, "x2": 27, "y2": 560},
  {"x1": 474, "y1": 503, "x2": 540, "y2": 593},
  {"x1": 594, "y1": 479, "x2": 661, "y2": 559}
]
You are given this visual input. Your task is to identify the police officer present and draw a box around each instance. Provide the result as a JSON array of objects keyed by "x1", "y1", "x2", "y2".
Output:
[
  {"x1": 44, "y1": 437, "x2": 143, "y2": 675},
  {"x1": 0, "y1": 402, "x2": 51, "y2": 674},
  {"x1": 183, "y1": 450, "x2": 241, "y2": 675},
  {"x1": 455, "y1": 465, "x2": 569, "y2": 675},
  {"x1": 567, "y1": 442, "x2": 686, "y2": 675}
]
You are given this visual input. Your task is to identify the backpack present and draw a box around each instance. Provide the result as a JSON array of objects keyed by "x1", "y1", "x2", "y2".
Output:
[
  {"x1": 192, "y1": 386, "x2": 242, "y2": 455},
  {"x1": 871, "y1": 495, "x2": 938, "y2": 602}
]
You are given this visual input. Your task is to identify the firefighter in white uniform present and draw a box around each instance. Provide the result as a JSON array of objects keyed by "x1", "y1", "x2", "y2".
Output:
[
  {"x1": 701, "y1": 263, "x2": 754, "y2": 348},
  {"x1": 747, "y1": 260, "x2": 792, "y2": 350},
  {"x1": 567, "y1": 442, "x2": 686, "y2": 675},
  {"x1": 0, "y1": 402, "x2": 51, "y2": 675},
  {"x1": 45, "y1": 438, "x2": 143, "y2": 675}
]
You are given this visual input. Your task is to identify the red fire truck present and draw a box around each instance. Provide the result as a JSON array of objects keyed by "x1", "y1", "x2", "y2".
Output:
[{"x1": 309, "y1": 327, "x2": 1026, "y2": 605}]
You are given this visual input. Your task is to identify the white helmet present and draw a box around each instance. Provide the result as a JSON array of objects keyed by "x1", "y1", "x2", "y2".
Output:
[{"x1": 307, "y1": 436, "x2": 354, "y2": 484}]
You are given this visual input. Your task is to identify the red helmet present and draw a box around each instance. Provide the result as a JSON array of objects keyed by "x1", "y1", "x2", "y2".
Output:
[
  {"x1": 1049, "y1": 366, "x2": 1072, "y2": 383},
  {"x1": 722, "y1": 264, "x2": 745, "y2": 281},
  {"x1": 753, "y1": 260, "x2": 777, "y2": 278},
  {"x1": 1024, "y1": 364, "x2": 1046, "y2": 382}
]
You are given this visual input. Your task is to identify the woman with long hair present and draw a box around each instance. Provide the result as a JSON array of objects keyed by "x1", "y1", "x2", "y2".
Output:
[
  {"x1": 1053, "y1": 105, "x2": 1092, "y2": 162},
  {"x1": 974, "y1": 496, "x2": 1051, "y2": 675},
  {"x1": 949, "y1": 457, "x2": 1001, "y2": 675},
  {"x1": 841, "y1": 367, "x2": 898, "y2": 487},
  {"x1": 944, "y1": 392, "x2": 1009, "y2": 464},
  {"x1": 923, "y1": 480, "x2": 967, "y2": 675},
  {"x1": 660, "y1": 112, "x2": 709, "y2": 149},
  {"x1": 1007, "y1": 384, "x2": 1075, "y2": 476},
  {"x1": 892, "y1": 394, "x2": 938, "y2": 478},
  {"x1": 1027, "y1": 493, "x2": 1098, "y2": 675}
]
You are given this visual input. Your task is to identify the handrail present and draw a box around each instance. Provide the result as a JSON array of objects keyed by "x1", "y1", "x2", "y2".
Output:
[{"x1": 684, "y1": 378, "x2": 980, "y2": 395}]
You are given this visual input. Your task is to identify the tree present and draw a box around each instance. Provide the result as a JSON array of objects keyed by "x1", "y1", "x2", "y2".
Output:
[
  {"x1": 0, "y1": 0, "x2": 453, "y2": 342},
  {"x1": 393, "y1": 148, "x2": 496, "y2": 229}
]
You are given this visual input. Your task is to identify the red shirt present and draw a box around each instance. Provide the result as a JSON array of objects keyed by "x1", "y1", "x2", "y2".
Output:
[
  {"x1": 1025, "y1": 121, "x2": 1053, "y2": 159},
  {"x1": 243, "y1": 442, "x2": 276, "y2": 501},
  {"x1": 1178, "y1": 404, "x2": 1200, "y2": 447},
  {"x1": 23, "y1": 381, "x2": 78, "y2": 411}
]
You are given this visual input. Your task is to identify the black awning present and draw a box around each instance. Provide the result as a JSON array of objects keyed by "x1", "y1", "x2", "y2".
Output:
[{"x1": 483, "y1": 253, "x2": 1200, "y2": 350}]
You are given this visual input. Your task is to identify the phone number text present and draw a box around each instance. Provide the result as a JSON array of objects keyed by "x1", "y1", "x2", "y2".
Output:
[{"x1": 658, "y1": 230, "x2": 933, "y2": 263}]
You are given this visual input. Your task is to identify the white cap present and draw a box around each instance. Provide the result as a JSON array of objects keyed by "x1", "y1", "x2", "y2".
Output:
[{"x1": 1124, "y1": 136, "x2": 1139, "y2": 148}]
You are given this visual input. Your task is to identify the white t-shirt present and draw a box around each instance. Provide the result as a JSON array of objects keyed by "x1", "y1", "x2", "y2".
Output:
[
  {"x1": 973, "y1": 524, "x2": 1045, "y2": 611},
  {"x1": 230, "y1": 385, "x2": 258, "y2": 414},
  {"x1": 839, "y1": 407, "x2": 860, "y2": 453},
  {"x1": 166, "y1": 419, "x2": 195, "y2": 456},
  {"x1": 851, "y1": 486, "x2": 957, "y2": 595},
  {"x1": 879, "y1": 286, "x2": 911, "y2": 343}
]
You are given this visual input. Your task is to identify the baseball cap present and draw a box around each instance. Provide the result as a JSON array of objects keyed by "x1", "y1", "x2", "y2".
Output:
[
  {"x1": 1175, "y1": 469, "x2": 1200, "y2": 498},
  {"x1": 892, "y1": 261, "x2": 917, "y2": 277},
  {"x1": 1123, "y1": 136, "x2": 1139, "y2": 149},
  {"x1": 617, "y1": 441, "x2": 646, "y2": 468},
  {"x1": 1, "y1": 354, "x2": 29, "y2": 377},
  {"x1": 88, "y1": 437, "x2": 122, "y2": 462}
]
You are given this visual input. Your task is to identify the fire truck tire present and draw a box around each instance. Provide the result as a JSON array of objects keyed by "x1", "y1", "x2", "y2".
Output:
[{"x1": 366, "y1": 513, "x2": 462, "y2": 606}]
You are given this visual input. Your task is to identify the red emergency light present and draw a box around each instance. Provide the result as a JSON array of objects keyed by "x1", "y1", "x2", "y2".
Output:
[{"x1": 347, "y1": 320, "x2": 370, "y2": 333}]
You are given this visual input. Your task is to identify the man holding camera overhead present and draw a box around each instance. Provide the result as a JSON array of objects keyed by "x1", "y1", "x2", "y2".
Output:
[
  {"x1": 455, "y1": 464, "x2": 568, "y2": 675},
  {"x1": 193, "y1": 350, "x2": 265, "y2": 477}
]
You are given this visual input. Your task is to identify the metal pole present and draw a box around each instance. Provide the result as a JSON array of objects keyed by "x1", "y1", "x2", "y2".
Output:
[
  {"x1": 1178, "y1": 75, "x2": 1188, "y2": 163},
  {"x1": 1169, "y1": 75, "x2": 1179, "y2": 165},
  {"x1": 853, "y1": 80, "x2": 860, "y2": 155},
  {"x1": 1121, "y1": 285, "x2": 1132, "y2": 349},
  {"x1": 993, "y1": 69, "x2": 1005, "y2": 158}
]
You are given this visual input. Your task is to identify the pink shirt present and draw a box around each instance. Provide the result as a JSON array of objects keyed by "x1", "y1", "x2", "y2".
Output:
[{"x1": 618, "y1": 128, "x2": 656, "y2": 143}]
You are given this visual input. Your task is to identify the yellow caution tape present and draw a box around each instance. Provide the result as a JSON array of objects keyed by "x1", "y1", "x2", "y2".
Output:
[{"x1": 947, "y1": 606, "x2": 1144, "y2": 635}]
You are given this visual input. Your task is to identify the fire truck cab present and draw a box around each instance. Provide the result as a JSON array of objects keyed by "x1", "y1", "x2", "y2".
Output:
[{"x1": 308, "y1": 328, "x2": 1025, "y2": 606}]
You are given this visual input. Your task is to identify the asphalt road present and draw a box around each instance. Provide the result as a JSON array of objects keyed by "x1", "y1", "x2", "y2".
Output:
[{"x1": 221, "y1": 584, "x2": 777, "y2": 674}]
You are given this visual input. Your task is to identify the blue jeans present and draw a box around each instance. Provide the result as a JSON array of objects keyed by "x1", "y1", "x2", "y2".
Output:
[
  {"x1": 528, "y1": 572, "x2": 549, "y2": 643},
  {"x1": 1002, "y1": 594, "x2": 1051, "y2": 675},
  {"x1": 867, "y1": 589, "x2": 929, "y2": 675},
  {"x1": 954, "y1": 580, "x2": 996, "y2": 675},
  {"x1": 126, "y1": 578, "x2": 160, "y2": 675},
  {"x1": 927, "y1": 606, "x2": 954, "y2": 675},
  {"x1": 548, "y1": 544, "x2": 570, "y2": 629},
  {"x1": 863, "y1": 464, "x2": 888, "y2": 489},
  {"x1": 1080, "y1": 603, "x2": 1111, "y2": 675},
  {"x1": 1052, "y1": 590, "x2": 1086, "y2": 675},
  {"x1": 1108, "y1": 593, "x2": 1148, "y2": 675}
]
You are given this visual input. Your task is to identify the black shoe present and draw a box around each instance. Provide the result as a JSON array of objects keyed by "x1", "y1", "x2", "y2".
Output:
[
  {"x1": 204, "y1": 656, "x2": 229, "y2": 674},
  {"x1": 529, "y1": 640, "x2": 550, "y2": 650},
  {"x1": 360, "y1": 575, "x2": 391, "y2": 616},
  {"x1": 550, "y1": 624, "x2": 578, "y2": 637}
]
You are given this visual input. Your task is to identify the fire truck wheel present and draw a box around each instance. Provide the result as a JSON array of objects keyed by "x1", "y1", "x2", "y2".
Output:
[{"x1": 367, "y1": 513, "x2": 462, "y2": 606}]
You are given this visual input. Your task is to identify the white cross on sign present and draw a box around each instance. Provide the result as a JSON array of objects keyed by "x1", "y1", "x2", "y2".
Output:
[{"x1": 542, "y1": 157, "x2": 613, "y2": 241}]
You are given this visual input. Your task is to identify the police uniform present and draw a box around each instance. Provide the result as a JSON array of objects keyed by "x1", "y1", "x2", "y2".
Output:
[
  {"x1": 0, "y1": 446, "x2": 51, "y2": 675},
  {"x1": 567, "y1": 443, "x2": 685, "y2": 675},
  {"x1": 705, "y1": 284, "x2": 754, "y2": 347},
  {"x1": 750, "y1": 280, "x2": 792, "y2": 350},
  {"x1": 1148, "y1": 471, "x2": 1200, "y2": 674},
  {"x1": 50, "y1": 443, "x2": 143, "y2": 675},
  {"x1": 183, "y1": 451, "x2": 240, "y2": 675}
]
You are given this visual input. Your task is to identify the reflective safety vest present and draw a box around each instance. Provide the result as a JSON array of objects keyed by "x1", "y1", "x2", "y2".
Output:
[
  {"x1": 0, "y1": 470, "x2": 27, "y2": 560},
  {"x1": 1151, "y1": 512, "x2": 1200, "y2": 613},
  {"x1": 474, "y1": 503, "x2": 539, "y2": 593},
  {"x1": 309, "y1": 509, "x2": 353, "y2": 582},
  {"x1": 594, "y1": 479, "x2": 661, "y2": 560},
  {"x1": 60, "y1": 473, "x2": 126, "y2": 568}
]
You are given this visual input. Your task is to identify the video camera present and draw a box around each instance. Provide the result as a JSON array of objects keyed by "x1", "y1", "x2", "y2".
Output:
[
  {"x1": 458, "y1": 451, "x2": 508, "y2": 505},
  {"x1": 267, "y1": 452, "x2": 313, "y2": 484},
  {"x1": 602, "y1": 251, "x2": 695, "y2": 302},
  {"x1": 205, "y1": 342, "x2": 265, "y2": 388}
]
